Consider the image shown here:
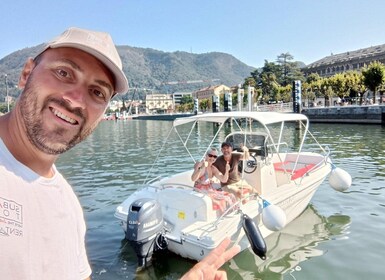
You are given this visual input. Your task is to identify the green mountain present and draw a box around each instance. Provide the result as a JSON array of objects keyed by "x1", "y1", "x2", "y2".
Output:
[{"x1": 0, "y1": 44, "x2": 255, "y2": 99}]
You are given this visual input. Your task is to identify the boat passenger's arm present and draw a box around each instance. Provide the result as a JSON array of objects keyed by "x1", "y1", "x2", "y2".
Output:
[
  {"x1": 239, "y1": 144, "x2": 249, "y2": 160},
  {"x1": 213, "y1": 164, "x2": 229, "y2": 183},
  {"x1": 191, "y1": 161, "x2": 205, "y2": 182}
]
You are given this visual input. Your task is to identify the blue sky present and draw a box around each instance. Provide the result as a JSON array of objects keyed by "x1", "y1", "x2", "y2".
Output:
[{"x1": 1, "y1": 0, "x2": 385, "y2": 68}]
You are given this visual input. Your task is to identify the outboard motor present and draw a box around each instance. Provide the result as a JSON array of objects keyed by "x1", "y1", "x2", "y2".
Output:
[{"x1": 126, "y1": 198, "x2": 165, "y2": 267}]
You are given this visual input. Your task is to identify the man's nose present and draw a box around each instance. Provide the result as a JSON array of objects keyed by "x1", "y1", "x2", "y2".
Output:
[{"x1": 62, "y1": 85, "x2": 87, "y2": 109}]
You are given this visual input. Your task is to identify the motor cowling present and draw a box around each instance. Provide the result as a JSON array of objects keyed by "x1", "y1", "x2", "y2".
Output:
[{"x1": 126, "y1": 198, "x2": 164, "y2": 267}]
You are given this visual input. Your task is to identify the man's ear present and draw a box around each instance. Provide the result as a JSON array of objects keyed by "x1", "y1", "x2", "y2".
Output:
[{"x1": 18, "y1": 58, "x2": 36, "y2": 89}]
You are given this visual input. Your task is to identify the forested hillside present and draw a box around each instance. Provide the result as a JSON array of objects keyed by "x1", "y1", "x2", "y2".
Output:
[{"x1": 0, "y1": 44, "x2": 255, "y2": 99}]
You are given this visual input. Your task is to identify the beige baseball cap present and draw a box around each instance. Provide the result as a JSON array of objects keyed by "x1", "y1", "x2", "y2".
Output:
[{"x1": 35, "y1": 27, "x2": 129, "y2": 94}]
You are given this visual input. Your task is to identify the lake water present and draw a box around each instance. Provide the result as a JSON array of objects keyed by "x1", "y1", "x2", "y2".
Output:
[{"x1": 56, "y1": 120, "x2": 385, "y2": 280}]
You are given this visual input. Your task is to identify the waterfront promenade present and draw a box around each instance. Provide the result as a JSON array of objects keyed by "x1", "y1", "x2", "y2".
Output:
[
  {"x1": 301, "y1": 104, "x2": 385, "y2": 124},
  {"x1": 107, "y1": 103, "x2": 385, "y2": 124}
]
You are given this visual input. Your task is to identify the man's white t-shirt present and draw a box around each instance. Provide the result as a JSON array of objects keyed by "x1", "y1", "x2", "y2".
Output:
[{"x1": 0, "y1": 139, "x2": 91, "y2": 280}]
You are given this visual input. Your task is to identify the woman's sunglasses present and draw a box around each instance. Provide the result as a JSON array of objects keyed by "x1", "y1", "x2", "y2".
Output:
[{"x1": 207, "y1": 154, "x2": 218, "y2": 158}]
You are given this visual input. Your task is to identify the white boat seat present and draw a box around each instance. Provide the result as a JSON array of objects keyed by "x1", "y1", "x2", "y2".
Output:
[
  {"x1": 193, "y1": 188, "x2": 238, "y2": 216},
  {"x1": 158, "y1": 188, "x2": 218, "y2": 229}
]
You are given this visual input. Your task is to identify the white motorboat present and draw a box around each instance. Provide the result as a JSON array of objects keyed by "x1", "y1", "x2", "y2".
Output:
[{"x1": 114, "y1": 111, "x2": 351, "y2": 268}]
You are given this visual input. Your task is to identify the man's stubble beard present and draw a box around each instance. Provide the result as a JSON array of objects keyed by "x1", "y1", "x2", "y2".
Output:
[{"x1": 18, "y1": 74, "x2": 99, "y2": 155}]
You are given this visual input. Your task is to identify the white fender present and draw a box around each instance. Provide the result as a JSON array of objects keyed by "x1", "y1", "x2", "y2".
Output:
[
  {"x1": 329, "y1": 167, "x2": 351, "y2": 192},
  {"x1": 262, "y1": 201, "x2": 286, "y2": 231}
]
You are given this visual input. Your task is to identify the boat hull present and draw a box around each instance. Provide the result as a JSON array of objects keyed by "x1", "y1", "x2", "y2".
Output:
[{"x1": 115, "y1": 156, "x2": 330, "y2": 262}]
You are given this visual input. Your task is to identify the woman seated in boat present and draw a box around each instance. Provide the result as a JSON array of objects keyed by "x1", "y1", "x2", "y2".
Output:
[
  {"x1": 191, "y1": 147, "x2": 230, "y2": 189},
  {"x1": 191, "y1": 147, "x2": 236, "y2": 213}
]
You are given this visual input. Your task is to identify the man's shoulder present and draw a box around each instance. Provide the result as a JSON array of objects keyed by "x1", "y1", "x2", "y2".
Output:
[
  {"x1": 233, "y1": 153, "x2": 242, "y2": 160},
  {"x1": 213, "y1": 156, "x2": 224, "y2": 167},
  {"x1": 215, "y1": 155, "x2": 225, "y2": 163}
]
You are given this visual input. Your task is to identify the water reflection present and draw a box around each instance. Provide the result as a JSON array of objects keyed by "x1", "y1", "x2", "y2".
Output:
[
  {"x1": 310, "y1": 124, "x2": 385, "y2": 163},
  {"x1": 226, "y1": 204, "x2": 351, "y2": 280}
]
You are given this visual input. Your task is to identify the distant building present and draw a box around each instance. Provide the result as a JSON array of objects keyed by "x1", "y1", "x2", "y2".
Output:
[
  {"x1": 303, "y1": 44, "x2": 385, "y2": 77},
  {"x1": 193, "y1": 84, "x2": 231, "y2": 99},
  {"x1": 108, "y1": 100, "x2": 121, "y2": 111},
  {"x1": 145, "y1": 93, "x2": 173, "y2": 113},
  {"x1": 172, "y1": 91, "x2": 193, "y2": 105}
]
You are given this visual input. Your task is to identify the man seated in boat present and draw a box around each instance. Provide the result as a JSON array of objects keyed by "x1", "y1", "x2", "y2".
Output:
[
  {"x1": 213, "y1": 142, "x2": 254, "y2": 200},
  {"x1": 191, "y1": 147, "x2": 236, "y2": 213}
]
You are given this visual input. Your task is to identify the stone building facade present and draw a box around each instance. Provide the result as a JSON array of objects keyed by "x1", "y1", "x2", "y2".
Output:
[
  {"x1": 145, "y1": 93, "x2": 173, "y2": 114},
  {"x1": 192, "y1": 84, "x2": 231, "y2": 99},
  {"x1": 303, "y1": 44, "x2": 385, "y2": 77}
]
